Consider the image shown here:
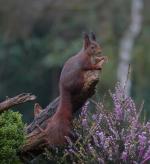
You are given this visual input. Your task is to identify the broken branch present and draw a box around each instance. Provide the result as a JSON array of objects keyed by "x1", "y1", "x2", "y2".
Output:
[{"x1": 0, "y1": 93, "x2": 36, "y2": 113}]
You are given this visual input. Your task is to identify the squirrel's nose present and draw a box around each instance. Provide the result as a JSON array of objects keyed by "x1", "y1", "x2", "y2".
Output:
[
  {"x1": 97, "y1": 47, "x2": 102, "y2": 54},
  {"x1": 96, "y1": 50, "x2": 102, "y2": 56}
]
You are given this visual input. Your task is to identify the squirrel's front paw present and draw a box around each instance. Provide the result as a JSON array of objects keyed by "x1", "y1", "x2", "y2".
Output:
[
  {"x1": 95, "y1": 56, "x2": 108, "y2": 64},
  {"x1": 96, "y1": 56, "x2": 108, "y2": 70}
]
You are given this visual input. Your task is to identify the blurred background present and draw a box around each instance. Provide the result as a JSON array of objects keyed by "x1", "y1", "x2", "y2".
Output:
[{"x1": 0, "y1": 0, "x2": 149, "y2": 122}]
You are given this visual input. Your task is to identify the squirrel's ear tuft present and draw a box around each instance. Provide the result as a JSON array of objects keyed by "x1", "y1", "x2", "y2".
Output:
[
  {"x1": 83, "y1": 32, "x2": 90, "y2": 49},
  {"x1": 91, "y1": 32, "x2": 96, "y2": 41}
]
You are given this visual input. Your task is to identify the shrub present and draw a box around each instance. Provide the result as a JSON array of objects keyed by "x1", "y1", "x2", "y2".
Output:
[
  {"x1": 0, "y1": 110, "x2": 25, "y2": 164},
  {"x1": 45, "y1": 83, "x2": 150, "y2": 164}
]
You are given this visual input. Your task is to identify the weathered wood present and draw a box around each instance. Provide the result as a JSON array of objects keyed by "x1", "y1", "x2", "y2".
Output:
[
  {"x1": 0, "y1": 93, "x2": 36, "y2": 113},
  {"x1": 23, "y1": 70, "x2": 101, "y2": 152}
]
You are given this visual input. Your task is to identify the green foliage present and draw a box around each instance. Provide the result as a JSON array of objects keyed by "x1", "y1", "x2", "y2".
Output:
[{"x1": 0, "y1": 111, "x2": 25, "y2": 164}]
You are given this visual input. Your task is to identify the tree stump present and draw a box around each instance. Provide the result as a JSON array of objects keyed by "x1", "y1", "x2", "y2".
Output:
[{"x1": 22, "y1": 70, "x2": 101, "y2": 153}]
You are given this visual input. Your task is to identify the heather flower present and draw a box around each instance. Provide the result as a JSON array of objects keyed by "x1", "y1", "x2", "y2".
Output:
[
  {"x1": 81, "y1": 101, "x2": 89, "y2": 117},
  {"x1": 98, "y1": 158, "x2": 105, "y2": 164},
  {"x1": 138, "y1": 134, "x2": 147, "y2": 146},
  {"x1": 92, "y1": 135, "x2": 100, "y2": 147},
  {"x1": 80, "y1": 101, "x2": 90, "y2": 129},
  {"x1": 45, "y1": 83, "x2": 150, "y2": 164},
  {"x1": 121, "y1": 151, "x2": 128, "y2": 161},
  {"x1": 82, "y1": 118, "x2": 88, "y2": 127},
  {"x1": 97, "y1": 131, "x2": 105, "y2": 145},
  {"x1": 115, "y1": 104, "x2": 123, "y2": 120},
  {"x1": 92, "y1": 114, "x2": 97, "y2": 121},
  {"x1": 141, "y1": 146, "x2": 150, "y2": 164}
]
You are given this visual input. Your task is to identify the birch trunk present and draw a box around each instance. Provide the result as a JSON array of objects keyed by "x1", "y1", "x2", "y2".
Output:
[{"x1": 117, "y1": 0, "x2": 143, "y2": 95}]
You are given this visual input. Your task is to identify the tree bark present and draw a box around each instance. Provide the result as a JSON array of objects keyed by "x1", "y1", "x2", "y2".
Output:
[
  {"x1": 117, "y1": 0, "x2": 143, "y2": 95},
  {"x1": 0, "y1": 93, "x2": 36, "y2": 113}
]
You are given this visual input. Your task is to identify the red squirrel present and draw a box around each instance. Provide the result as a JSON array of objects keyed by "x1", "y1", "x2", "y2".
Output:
[{"x1": 33, "y1": 32, "x2": 107, "y2": 147}]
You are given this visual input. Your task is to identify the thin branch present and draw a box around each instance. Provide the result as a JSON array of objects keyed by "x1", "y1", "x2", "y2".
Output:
[{"x1": 0, "y1": 93, "x2": 36, "y2": 113}]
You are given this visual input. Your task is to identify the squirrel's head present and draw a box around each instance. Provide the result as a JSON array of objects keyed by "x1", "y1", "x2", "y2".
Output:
[{"x1": 82, "y1": 32, "x2": 102, "y2": 57}]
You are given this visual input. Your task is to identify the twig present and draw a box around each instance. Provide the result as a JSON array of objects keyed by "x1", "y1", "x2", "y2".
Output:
[{"x1": 0, "y1": 93, "x2": 36, "y2": 113}]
